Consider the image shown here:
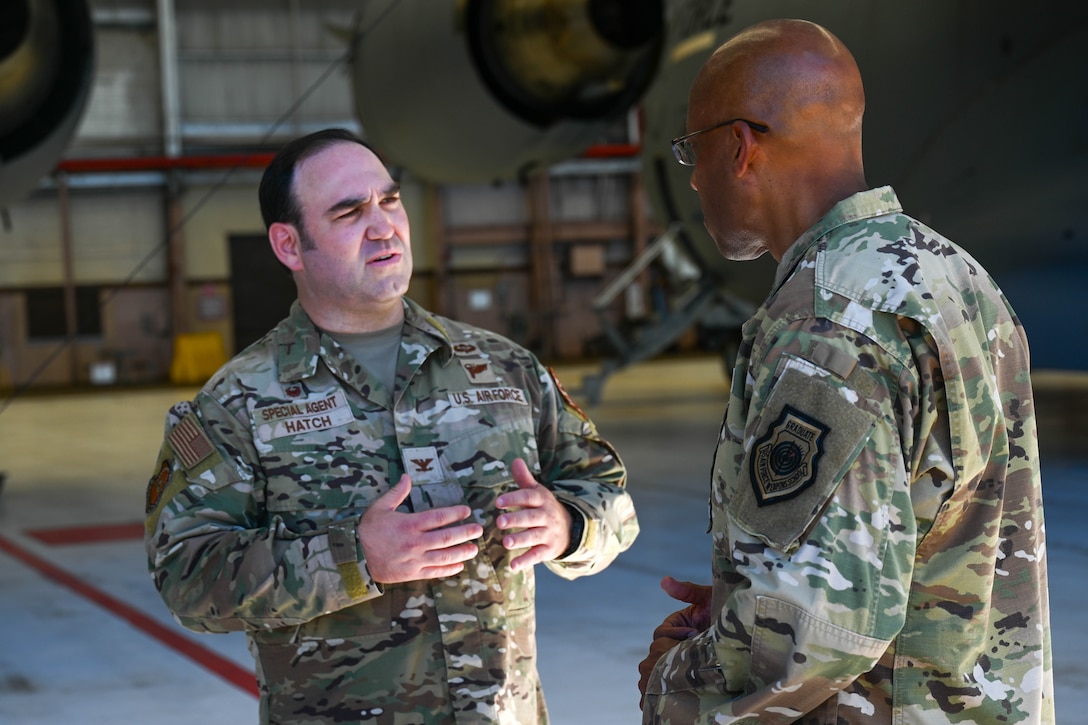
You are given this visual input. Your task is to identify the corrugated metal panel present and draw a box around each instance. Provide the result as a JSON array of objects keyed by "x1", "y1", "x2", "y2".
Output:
[
  {"x1": 74, "y1": 26, "x2": 162, "y2": 146},
  {"x1": 174, "y1": 1, "x2": 360, "y2": 143},
  {"x1": 0, "y1": 190, "x2": 165, "y2": 285}
]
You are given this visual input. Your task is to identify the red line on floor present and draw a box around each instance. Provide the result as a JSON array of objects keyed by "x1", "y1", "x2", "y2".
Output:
[
  {"x1": 0, "y1": 533, "x2": 258, "y2": 698},
  {"x1": 26, "y1": 522, "x2": 146, "y2": 545}
]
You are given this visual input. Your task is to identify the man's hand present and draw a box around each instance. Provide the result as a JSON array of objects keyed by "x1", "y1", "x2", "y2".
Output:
[
  {"x1": 653, "y1": 576, "x2": 712, "y2": 637},
  {"x1": 357, "y1": 474, "x2": 483, "y2": 583},
  {"x1": 495, "y1": 458, "x2": 572, "y2": 571},
  {"x1": 638, "y1": 576, "x2": 713, "y2": 707}
]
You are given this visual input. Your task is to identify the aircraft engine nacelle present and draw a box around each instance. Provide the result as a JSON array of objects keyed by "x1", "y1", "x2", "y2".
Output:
[
  {"x1": 350, "y1": 0, "x2": 664, "y2": 184},
  {"x1": 640, "y1": 0, "x2": 1088, "y2": 302},
  {"x1": 0, "y1": 0, "x2": 95, "y2": 206}
]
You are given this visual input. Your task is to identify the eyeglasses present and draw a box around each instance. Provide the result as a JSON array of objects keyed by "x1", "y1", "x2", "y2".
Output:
[{"x1": 671, "y1": 118, "x2": 769, "y2": 166}]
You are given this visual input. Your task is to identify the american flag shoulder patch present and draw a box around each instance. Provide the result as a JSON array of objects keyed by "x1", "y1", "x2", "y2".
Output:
[{"x1": 168, "y1": 412, "x2": 215, "y2": 471}]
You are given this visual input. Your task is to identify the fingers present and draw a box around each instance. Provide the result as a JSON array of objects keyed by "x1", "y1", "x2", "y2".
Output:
[
  {"x1": 511, "y1": 457, "x2": 536, "y2": 489},
  {"x1": 506, "y1": 544, "x2": 550, "y2": 572},
  {"x1": 407, "y1": 530, "x2": 481, "y2": 578},
  {"x1": 652, "y1": 601, "x2": 705, "y2": 641},
  {"x1": 637, "y1": 651, "x2": 658, "y2": 693},
  {"x1": 637, "y1": 636, "x2": 682, "y2": 704},
  {"x1": 653, "y1": 624, "x2": 699, "y2": 640},
  {"x1": 496, "y1": 459, "x2": 563, "y2": 534},
  {"x1": 497, "y1": 458, "x2": 540, "y2": 509},
  {"x1": 414, "y1": 538, "x2": 481, "y2": 579},
  {"x1": 660, "y1": 576, "x2": 711, "y2": 605},
  {"x1": 418, "y1": 504, "x2": 480, "y2": 535},
  {"x1": 419, "y1": 517, "x2": 483, "y2": 548},
  {"x1": 361, "y1": 516, "x2": 480, "y2": 584},
  {"x1": 376, "y1": 473, "x2": 412, "y2": 511},
  {"x1": 358, "y1": 476, "x2": 483, "y2": 583},
  {"x1": 495, "y1": 465, "x2": 571, "y2": 568},
  {"x1": 496, "y1": 506, "x2": 562, "y2": 539},
  {"x1": 658, "y1": 578, "x2": 713, "y2": 632}
]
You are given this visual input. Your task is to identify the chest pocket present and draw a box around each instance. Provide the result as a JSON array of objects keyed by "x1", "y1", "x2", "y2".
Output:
[
  {"x1": 257, "y1": 395, "x2": 394, "y2": 531},
  {"x1": 400, "y1": 390, "x2": 536, "y2": 569},
  {"x1": 419, "y1": 382, "x2": 529, "y2": 455}
]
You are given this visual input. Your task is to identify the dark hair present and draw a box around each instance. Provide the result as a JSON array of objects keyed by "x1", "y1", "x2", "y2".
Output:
[{"x1": 258, "y1": 128, "x2": 383, "y2": 231}]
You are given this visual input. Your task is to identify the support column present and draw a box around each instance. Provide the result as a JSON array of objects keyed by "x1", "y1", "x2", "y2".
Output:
[
  {"x1": 157, "y1": 0, "x2": 187, "y2": 339},
  {"x1": 56, "y1": 171, "x2": 79, "y2": 384},
  {"x1": 628, "y1": 170, "x2": 649, "y2": 321},
  {"x1": 528, "y1": 173, "x2": 556, "y2": 358},
  {"x1": 424, "y1": 182, "x2": 449, "y2": 315},
  {"x1": 165, "y1": 174, "x2": 187, "y2": 336}
]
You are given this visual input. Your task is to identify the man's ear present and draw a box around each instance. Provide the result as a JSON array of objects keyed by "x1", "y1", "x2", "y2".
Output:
[
  {"x1": 731, "y1": 122, "x2": 760, "y2": 177},
  {"x1": 269, "y1": 222, "x2": 303, "y2": 271}
]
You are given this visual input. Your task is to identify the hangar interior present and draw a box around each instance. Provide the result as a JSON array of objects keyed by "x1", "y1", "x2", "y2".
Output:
[
  {"x1": 0, "y1": 0, "x2": 679, "y2": 393},
  {"x1": 3, "y1": 0, "x2": 1087, "y2": 392},
  {"x1": 1, "y1": 1, "x2": 1087, "y2": 723}
]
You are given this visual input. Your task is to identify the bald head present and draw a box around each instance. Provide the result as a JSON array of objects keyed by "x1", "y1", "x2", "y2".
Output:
[
  {"x1": 692, "y1": 19, "x2": 864, "y2": 147},
  {"x1": 685, "y1": 19, "x2": 868, "y2": 260}
]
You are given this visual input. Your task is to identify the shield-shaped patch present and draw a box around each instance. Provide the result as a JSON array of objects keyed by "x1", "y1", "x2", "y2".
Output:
[{"x1": 750, "y1": 405, "x2": 828, "y2": 506}]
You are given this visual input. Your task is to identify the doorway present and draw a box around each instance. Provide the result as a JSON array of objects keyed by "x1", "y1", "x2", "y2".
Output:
[{"x1": 229, "y1": 234, "x2": 297, "y2": 352}]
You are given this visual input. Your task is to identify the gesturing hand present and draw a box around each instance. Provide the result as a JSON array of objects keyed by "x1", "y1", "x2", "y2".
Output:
[
  {"x1": 495, "y1": 458, "x2": 573, "y2": 571},
  {"x1": 357, "y1": 474, "x2": 483, "y2": 583}
]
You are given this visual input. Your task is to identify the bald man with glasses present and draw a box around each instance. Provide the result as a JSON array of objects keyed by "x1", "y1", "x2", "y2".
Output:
[{"x1": 638, "y1": 19, "x2": 1053, "y2": 725}]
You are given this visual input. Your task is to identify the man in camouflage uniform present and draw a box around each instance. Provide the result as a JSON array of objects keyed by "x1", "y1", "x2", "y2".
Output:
[
  {"x1": 144, "y1": 129, "x2": 638, "y2": 724},
  {"x1": 637, "y1": 19, "x2": 1053, "y2": 724}
]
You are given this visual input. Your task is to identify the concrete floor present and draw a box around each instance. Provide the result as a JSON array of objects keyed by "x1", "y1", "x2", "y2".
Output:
[{"x1": 0, "y1": 356, "x2": 1085, "y2": 724}]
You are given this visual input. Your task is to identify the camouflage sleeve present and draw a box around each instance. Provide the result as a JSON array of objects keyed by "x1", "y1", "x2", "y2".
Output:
[
  {"x1": 144, "y1": 395, "x2": 382, "y2": 634},
  {"x1": 535, "y1": 364, "x2": 638, "y2": 580},
  {"x1": 645, "y1": 319, "x2": 916, "y2": 721}
]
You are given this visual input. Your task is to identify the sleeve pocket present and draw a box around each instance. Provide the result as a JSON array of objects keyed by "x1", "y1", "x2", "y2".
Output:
[{"x1": 749, "y1": 595, "x2": 889, "y2": 694}]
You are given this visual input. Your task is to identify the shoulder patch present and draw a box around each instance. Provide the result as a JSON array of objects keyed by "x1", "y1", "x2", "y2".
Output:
[
  {"x1": 168, "y1": 412, "x2": 215, "y2": 471},
  {"x1": 145, "y1": 458, "x2": 172, "y2": 515},
  {"x1": 734, "y1": 367, "x2": 877, "y2": 551},
  {"x1": 143, "y1": 445, "x2": 189, "y2": 537},
  {"x1": 549, "y1": 366, "x2": 588, "y2": 422},
  {"x1": 750, "y1": 405, "x2": 828, "y2": 505}
]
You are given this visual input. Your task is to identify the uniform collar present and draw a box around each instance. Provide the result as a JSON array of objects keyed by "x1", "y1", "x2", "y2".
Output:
[
  {"x1": 772, "y1": 186, "x2": 903, "y2": 294},
  {"x1": 274, "y1": 297, "x2": 454, "y2": 386}
]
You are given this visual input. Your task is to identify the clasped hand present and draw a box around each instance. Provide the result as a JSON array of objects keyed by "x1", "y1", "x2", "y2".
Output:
[
  {"x1": 357, "y1": 458, "x2": 572, "y2": 583},
  {"x1": 637, "y1": 576, "x2": 712, "y2": 708}
]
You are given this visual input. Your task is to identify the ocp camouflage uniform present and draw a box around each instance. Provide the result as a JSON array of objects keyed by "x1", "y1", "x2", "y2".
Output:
[
  {"x1": 145, "y1": 297, "x2": 638, "y2": 724},
  {"x1": 643, "y1": 187, "x2": 1053, "y2": 724}
]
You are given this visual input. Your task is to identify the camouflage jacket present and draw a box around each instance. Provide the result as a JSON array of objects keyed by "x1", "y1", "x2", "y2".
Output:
[
  {"x1": 145, "y1": 298, "x2": 637, "y2": 725},
  {"x1": 643, "y1": 187, "x2": 1053, "y2": 724}
]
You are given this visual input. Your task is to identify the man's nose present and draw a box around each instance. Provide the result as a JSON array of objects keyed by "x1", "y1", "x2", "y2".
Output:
[{"x1": 366, "y1": 210, "x2": 395, "y2": 239}]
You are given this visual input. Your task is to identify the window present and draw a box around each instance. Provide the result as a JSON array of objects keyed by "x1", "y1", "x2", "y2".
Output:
[{"x1": 25, "y1": 287, "x2": 103, "y2": 340}]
